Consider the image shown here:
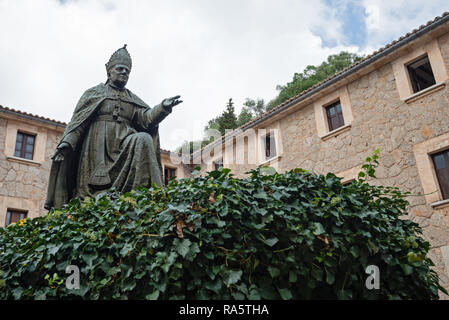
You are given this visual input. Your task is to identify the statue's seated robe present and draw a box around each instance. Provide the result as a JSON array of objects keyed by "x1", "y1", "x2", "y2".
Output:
[{"x1": 45, "y1": 83, "x2": 171, "y2": 209}]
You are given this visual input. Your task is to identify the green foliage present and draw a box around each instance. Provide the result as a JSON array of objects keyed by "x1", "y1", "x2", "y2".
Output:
[
  {"x1": 237, "y1": 107, "x2": 253, "y2": 127},
  {"x1": 266, "y1": 51, "x2": 364, "y2": 110},
  {"x1": 175, "y1": 139, "x2": 211, "y2": 156},
  {"x1": 0, "y1": 157, "x2": 446, "y2": 299},
  {"x1": 178, "y1": 98, "x2": 254, "y2": 155},
  {"x1": 206, "y1": 98, "x2": 238, "y2": 135},
  {"x1": 176, "y1": 52, "x2": 362, "y2": 153}
]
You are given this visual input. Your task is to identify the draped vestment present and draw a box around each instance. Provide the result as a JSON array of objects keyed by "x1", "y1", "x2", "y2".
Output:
[{"x1": 45, "y1": 83, "x2": 172, "y2": 210}]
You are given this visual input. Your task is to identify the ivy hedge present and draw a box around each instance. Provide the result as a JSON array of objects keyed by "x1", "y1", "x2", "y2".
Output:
[{"x1": 0, "y1": 156, "x2": 447, "y2": 299}]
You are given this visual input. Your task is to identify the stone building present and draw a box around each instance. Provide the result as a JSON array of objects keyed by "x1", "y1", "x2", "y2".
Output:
[
  {"x1": 0, "y1": 105, "x2": 188, "y2": 227},
  {"x1": 3, "y1": 12, "x2": 449, "y2": 298},
  {"x1": 193, "y1": 13, "x2": 449, "y2": 296}
]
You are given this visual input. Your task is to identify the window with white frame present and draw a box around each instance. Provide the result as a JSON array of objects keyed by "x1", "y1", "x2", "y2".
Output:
[
  {"x1": 314, "y1": 86, "x2": 353, "y2": 139},
  {"x1": 407, "y1": 55, "x2": 436, "y2": 94},
  {"x1": 325, "y1": 100, "x2": 345, "y2": 132},
  {"x1": 391, "y1": 38, "x2": 448, "y2": 101},
  {"x1": 431, "y1": 150, "x2": 449, "y2": 200},
  {"x1": 264, "y1": 132, "x2": 277, "y2": 160}
]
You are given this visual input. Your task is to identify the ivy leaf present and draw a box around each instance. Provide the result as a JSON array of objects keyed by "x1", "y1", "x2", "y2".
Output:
[
  {"x1": 268, "y1": 266, "x2": 281, "y2": 278},
  {"x1": 146, "y1": 290, "x2": 160, "y2": 300},
  {"x1": 47, "y1": 244, "x2": 62, "y2": 256},
  {"x1": 205, "y1": 279, "x2": 222, "y2": 294},
  {"x1": 176, "y1": 239, "x2": 191, "y2": 258},
  {"x1": 120, "y1": 243, "x2": 133, "y2": 257},
  {"x1": 263, "y1": 237, "x2": 279, "y2": 247},
  {"x1": 204, "y1": 252, "x2": 214, "y2": 260},
  {"x1": 278, "y1": 288, "x2": 293, "y2": 300},
  {"x1": 254, "y1": 190, "x2": 269, "y2": 200},
  {"x1": 400, "y1": 263, "x2": 414, "y2": 276},
  {"x1": 122, "y1": 278, "x2": 136, "y2": 292},
  {"x1": 83, "y1": 252, "x2": 98, "y2": 268},
  {"x1": 222, "y1": 269, "x2": 243, "y2": 286},
  {"x1": 313, "y1": 222, "x2": 325, "y2": 235}
]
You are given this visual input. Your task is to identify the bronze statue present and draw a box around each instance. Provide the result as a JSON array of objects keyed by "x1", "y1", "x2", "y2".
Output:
[{"x1": 45, "y1": 45, "x2": 182, "y2": 210}]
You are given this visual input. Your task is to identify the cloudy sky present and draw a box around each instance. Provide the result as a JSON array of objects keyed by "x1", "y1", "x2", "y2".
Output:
[{"x1": 0, "y1": 0, "x2": 447, "y2": 150}]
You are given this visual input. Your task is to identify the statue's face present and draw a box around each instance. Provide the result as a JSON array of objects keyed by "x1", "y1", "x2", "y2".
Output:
[{"x1": 108, "y1": 64, "x2": 130, "y2": 88}]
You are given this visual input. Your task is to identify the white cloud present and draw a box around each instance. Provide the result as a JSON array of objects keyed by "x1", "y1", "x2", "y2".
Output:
[
  {"x1": 365, "y1": 5, "x2": 380, "y2": 30},
  {"x1": 0, "y1": 0, "x2": 446, "y2": 150},
  {"x1": 360, "y1": 0, "x2": 448, "y2": 48}
]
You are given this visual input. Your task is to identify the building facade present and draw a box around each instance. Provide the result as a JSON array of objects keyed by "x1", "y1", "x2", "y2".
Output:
[
  {"x1": 193, "y1": 13, "x2": 449, "y2": 296},
  {"x1": 2, "y1": 12, "x2": 449, "y2": 297},
  {"x1": 0, "y1": 105, "x2": 188, "y2": 227}
]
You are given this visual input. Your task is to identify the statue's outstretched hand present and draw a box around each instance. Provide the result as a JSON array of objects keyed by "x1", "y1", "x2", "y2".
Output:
[
  {"x1": 162, "y1": 95, "x2": 183, "y2": 108},
  {"x1": 52, "y1": 142, "x2": 71, "y2": 163}
]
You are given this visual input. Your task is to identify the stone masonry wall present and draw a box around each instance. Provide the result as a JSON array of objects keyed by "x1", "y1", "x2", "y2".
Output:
[
  {"x1": 210, "y1": 33, "x2": 449, "y2": 297},
  {"x1": 0, "y1": 114, "x2": 189, "y2": 225},
  {"x1": 0, "y1": 116, "x2": 63, "y2": 224}
]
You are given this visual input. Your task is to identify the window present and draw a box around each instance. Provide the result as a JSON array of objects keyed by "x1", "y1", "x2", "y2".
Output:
[
  {"x1": 214, "y1": 159, "x2": 223, "y2": 171},
  {"x1": 414, "y1": 133, "x2": 449, "y2": 205},
  {"x1": 314, "y1": 86, "x2": 353, "y2": 139},
  {"x1": 14, "y1": 132, "x2": 35, "y2": 160},
  {"x1": 391, "y1": 39, "x2": 448, "y2": 101},
  {"x1": 6, "y1": 210, "x2": 27, "y2": 226},
  {"x1": 164, "y1": 167, "x2": 176, "y2": 186},
  {"x1": 325, "y1": 100, "x2": 345, "y2": 132},
  {"x1": 265, "y1": 132, "x2": 277, "y2": 160},
  {"x1": 432, "y1": 150, "x2": 449, "y2": 200},
  {"x1": 407, "y1": 55, "x2": 436, "y2": 93}
]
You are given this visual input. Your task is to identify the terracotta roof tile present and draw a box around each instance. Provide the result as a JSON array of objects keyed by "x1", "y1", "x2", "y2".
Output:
[
  {"x1": 0, "y1": 105, "x2": 67, "y2": 126},
  {"x1": 193, "y1": 11, "x2": 449, "y2": 157},
  {"x1": 239, "y1": 12, "x2": 449, "y2": 129},
  {"x1": 0, "y1": 105, "x2": 182, "y2": 152}
]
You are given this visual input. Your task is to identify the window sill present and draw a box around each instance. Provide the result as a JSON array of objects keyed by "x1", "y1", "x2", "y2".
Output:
[
  {"x1": 321, "y1": 124, "x2": 352, "y2": 141},
  {"x1": 404, "y1": 82, "x2": 446, "y2": 104},
  {"x1": 7, "y1": 156, "x2": 41, "y2": 167},
  {"x1": 258, "y1": 155, "x2": 282, "y2": 167},
  {"x1": 430, "y1": 199, "x2": 449, "y2": 209}
]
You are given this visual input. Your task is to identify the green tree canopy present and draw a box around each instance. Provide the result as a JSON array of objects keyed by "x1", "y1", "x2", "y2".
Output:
[
  {"x1": 266, "y1": 51, "x2": 364, "y2": 110},
  {"x1": 206, "y1": 98, "x2": 238, "y2": 135},
  {"x1": 176, "y1": 51, "x2": 363, "y2": 154}
]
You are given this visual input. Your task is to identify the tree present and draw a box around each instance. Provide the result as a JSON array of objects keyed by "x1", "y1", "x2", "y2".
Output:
[
  {"x1": 175, "y1": 51, "x2": 363, "y2": 153},
  {"x1": 237, "y1": 106, "x2": 253, "y2": 127},
  {"x1": 243, "y1": 98, "x2": 266, "y2": 117},
  {"x1": 266, "y1": 51, "x2": 364, "y2": 110},
  {"x1": 206, "y1": 98, "x2": 238, "y2": 135}
]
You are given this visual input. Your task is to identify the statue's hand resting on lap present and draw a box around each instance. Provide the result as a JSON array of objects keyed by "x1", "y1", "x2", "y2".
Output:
[{"x1": 52, "y1": 142, "x2": 71, "y2": 163}]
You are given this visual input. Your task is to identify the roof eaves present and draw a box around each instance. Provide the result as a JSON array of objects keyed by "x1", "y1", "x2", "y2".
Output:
[
  {"x1": 193, "y1": 11, "x2": 449, "y2": 159},
  {"x1": 0, "y1": 105, "x2": 67, "y2": 128}
]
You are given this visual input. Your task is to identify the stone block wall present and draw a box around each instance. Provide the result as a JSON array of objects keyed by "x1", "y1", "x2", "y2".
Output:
[
  {"x1": 0, "y1": 115, "x2": 63, "y2": 225},
  {"x1": 196, "y1": 32, "x2": 449, "y2": 297}
]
